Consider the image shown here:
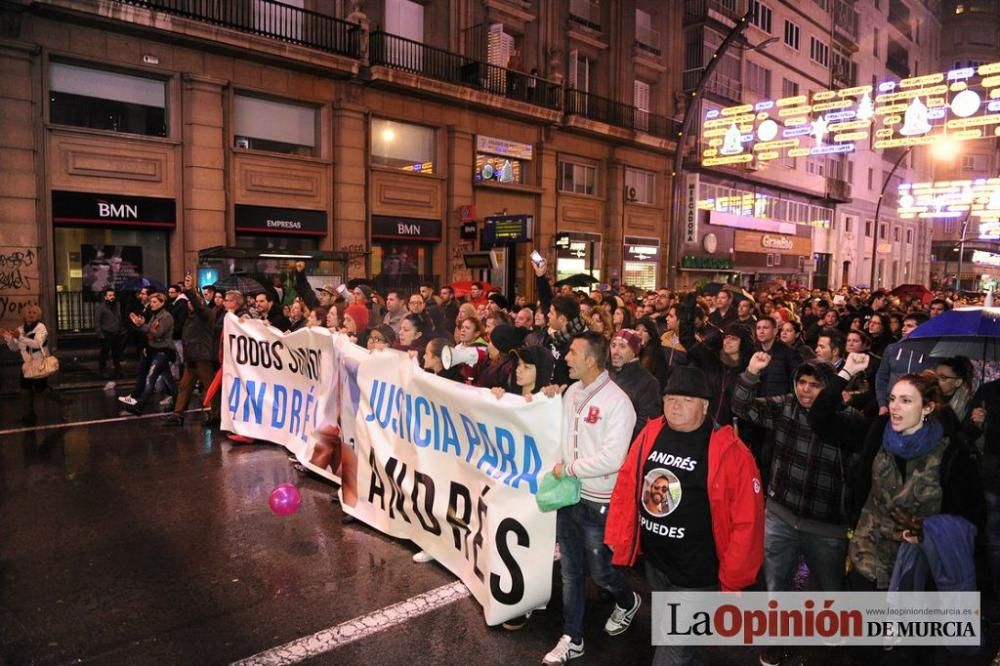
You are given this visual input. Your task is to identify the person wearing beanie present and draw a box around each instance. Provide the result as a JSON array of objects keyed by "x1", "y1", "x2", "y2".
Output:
[
  {"x1": 342, "y1": 303, "x2": 370, "y2": 346},
  {"x1": 606, "y1": 364, "x2": 764, "y2": 666},
  {"x1": 733, "y1": 352, "x2": 858, "y2": 666},
  {"x1": 609, "y1": 329, "x2": 661, "y2": 441},
  {"x1": 367, "y1": 324, "x2": 396, "y2": 352},
  {"x1": 475, "y1": 323, "x2": 527, "y2": 390}
]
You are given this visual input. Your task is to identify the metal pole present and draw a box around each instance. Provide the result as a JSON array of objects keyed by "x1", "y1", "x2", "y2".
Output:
[
  {"x1": 955, "y1": 215, "x2": 970, "y2": 291},
  {"x1": 869, "y1": 147, "x2": 911, "y2": 289},
  {"x1": 667, "y1": 8, "x2": 754, "y2": 289}
]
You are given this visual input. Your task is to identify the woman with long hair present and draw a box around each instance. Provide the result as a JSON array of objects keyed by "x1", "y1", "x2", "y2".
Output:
[
  {"x1": 779, "y1": 319, "x2": 815, "y2": 361},
  {"x1": 587, "y1": 305, "x2": 613, "y2": 340},
  {"x1": 634, "y1": 316, "x2": 668, "y2": 391},
  {"x1": 934, "y1": 356, "x2": 975, "y2": 424},
  {"x1": 395, "y1": 313, "x2": 431, "y2": 365},
  {"x1": 866, "y1": 313, "x2": 894, "y2": 356},
  {"x1": 611, "y1": 305, "x2": 635, "y2": 334},
  {"x1": 1, "y1": 304, "x2": 64, "y2": 425}
]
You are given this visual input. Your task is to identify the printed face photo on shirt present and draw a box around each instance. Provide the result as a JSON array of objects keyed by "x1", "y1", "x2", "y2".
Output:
[{"x1": 642, "y1": 468, "x2": 681, "y2": 518}]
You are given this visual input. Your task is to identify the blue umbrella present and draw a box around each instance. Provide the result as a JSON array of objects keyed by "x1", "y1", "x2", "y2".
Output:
[
  {"x1": 121, "y1": 276, "x2": 167, "y2": 293},
  {"x1": 905, "y1": 307, "x2": 1000, "y2": 383}
]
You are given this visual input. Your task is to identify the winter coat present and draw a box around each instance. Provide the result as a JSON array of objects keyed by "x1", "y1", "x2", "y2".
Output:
[
  {"x1": 605, "y1": 418, "x2": 764, "y2": 592},
  {"x1": 180, "y1": 289, "x2": 216, "y2": 362},
  {"x1": 94, "y1": 301, "x2": 125, "y2": 337},
  {"x1": 609, "y1": 360, "x2": 662, "y2": 441}
]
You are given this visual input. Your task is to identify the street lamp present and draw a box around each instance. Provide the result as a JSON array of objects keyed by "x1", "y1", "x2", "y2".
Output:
[
  {"x1": 869, "y1": 147, "x2": 911, "y2": 289},
  {"x1": 955, "y1": 212, "x2": 971, "y2": 291},
  {"x1": 667, "y1": 9, "x2": 764, "y2": 289}
]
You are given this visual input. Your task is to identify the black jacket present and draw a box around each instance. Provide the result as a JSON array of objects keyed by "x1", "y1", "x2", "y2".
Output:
[
  {"x1": 756, "y1": 339, "x2": 800, "y2": 397},
  {"x1": 610, "y1": 360, "x2": 662, "y2": 442},
  {"x1": 265, "y1": 309, "x2": 291, "y2": 332},
  {"x1": 180, "y1": 289, "x2": 216, "y2": 362},
  {"x1": 969, "y1": 379, "x2": 1000, "y2": 488},
  {"x1": 94, "y1": 300, "x2": 125, "y2": 337}
]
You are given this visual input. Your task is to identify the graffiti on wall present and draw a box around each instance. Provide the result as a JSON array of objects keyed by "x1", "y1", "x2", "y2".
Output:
[{"x1": 0, "y1": 247, "x2": 40, "y2": 333}]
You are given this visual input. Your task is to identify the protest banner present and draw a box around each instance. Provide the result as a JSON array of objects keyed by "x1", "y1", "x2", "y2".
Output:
[
  {"x1": 221, "y1": 315, "x2": 563, "y2": 625},
  {"x1": 221, "y1": 315, "x2": 340, "y2": 480},
  {"x1": 347, "y1": 349, "x2": 562, "y2": 625}
]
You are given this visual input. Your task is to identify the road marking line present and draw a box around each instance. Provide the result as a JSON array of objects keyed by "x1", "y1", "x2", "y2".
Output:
[
  {"x1": 230, "y1": 581, "x2": 471, "y2": 666},
  {"x1": 0, "y1": 408, "x2": 208, "y2": 436}
]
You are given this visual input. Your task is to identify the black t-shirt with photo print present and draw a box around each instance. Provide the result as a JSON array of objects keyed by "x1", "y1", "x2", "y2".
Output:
[{"x1": 639, "y1": 419, "x2": 718, "y2": 588}]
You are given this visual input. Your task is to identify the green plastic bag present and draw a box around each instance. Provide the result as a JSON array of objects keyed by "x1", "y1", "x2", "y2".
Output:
[{"x1": 535, "y1": 472, "x2": 582, "y2": 512}]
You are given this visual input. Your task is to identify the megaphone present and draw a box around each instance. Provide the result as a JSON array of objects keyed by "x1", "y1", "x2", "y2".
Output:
[{"x1": 441, "y1": 345, "x2": 487, "y2": 370}]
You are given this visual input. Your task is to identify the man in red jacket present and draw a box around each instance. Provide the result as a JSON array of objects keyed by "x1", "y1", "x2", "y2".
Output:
[{"x1": 605, "y1": 365, "x2": 764, "y2": 665}]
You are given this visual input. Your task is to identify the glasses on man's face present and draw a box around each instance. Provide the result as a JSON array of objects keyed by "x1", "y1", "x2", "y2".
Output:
[{"x1": 935, "y1": 373, "x2": 960, "y2": 382}]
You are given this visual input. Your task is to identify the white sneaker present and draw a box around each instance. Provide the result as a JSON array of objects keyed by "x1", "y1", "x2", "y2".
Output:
[
  {"x1": 118, "y1": 395, "x2": 137, "y2": 406},
  {"x1": 542, "y1": 635, "x2": 583, "y2": 664},
  {"x1": 604, "y1": 591, "x2": 641, "y2": 636},
  {"x1": 412, "y1": 550, "x2": 434, "y2": 563}
]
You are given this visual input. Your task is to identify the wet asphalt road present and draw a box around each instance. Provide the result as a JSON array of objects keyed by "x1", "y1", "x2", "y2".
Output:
[{"x1": 0, "y1": 386, "x2": 996, "y2": 665}]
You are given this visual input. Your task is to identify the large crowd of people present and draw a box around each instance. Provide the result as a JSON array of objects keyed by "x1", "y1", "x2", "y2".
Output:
[{"x1": 5, "y1": 257, "x2": 995, "y2": 664}]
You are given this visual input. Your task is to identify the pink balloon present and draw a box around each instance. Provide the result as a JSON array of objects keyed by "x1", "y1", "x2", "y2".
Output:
[{"x1": 268, "y1": 483, "x2": 302, "y2": 516}]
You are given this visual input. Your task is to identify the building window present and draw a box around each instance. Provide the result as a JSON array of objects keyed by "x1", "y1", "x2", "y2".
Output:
[
  {"x1": 234, "y1": 94, "x2": 317, "y2": 156},
  {"x1": 867, "y1": 168, "x2": 874, "y2": 191},
  {"x1": 559, "y1": 159, "x2": 597, "y2": 195},
  {"x1": 809, "y1": 37, "x2": 830, "y2": 66},
  {"x1": 865, "y1": 220, "x2": 873, "y2": 237},
  {"x1": 474, "y1": 135, "x2": 532, "y2": 185},
  {"x1": 879, "y1": 223, "x2": 887, "y2": 240},
  {"x1": 625, "y1": 168, "x2": 655, "y2": 204},
  {"x1": 782, "y1": 78, "x2": 799, "y2": 98},
  {"x1": 906, "y1": 228, "x2": 913, "y2": 244},
  {"x1": 962, "y1": 154, "x2": 987, "y2": 171},
  {"x1": 749, "y1": 1, "x2": 773, "y2": 33},
  {"x1": 371, "y1": 118, "x2": 436, "y2": 174},
  {"x1": 49, "y1": 62, "x2": 166, "y2": 137},
  {"x1": 894, "y1": 226, "x2": 901, "y2": 242},
  {"x1": 806, "y1": 156, "x2": 825, "y2": 176},
  {"x1": 784, "y1": 20, "x2": 800, "y2": 50},
  {"x1": 746, "y1": 61, "x2": 771, "y2": 98},
  {"x1": 569, "y1": 50, "x2": 592, "y2": 92},
  {"x1": 874, "y1": 28, "x2": 880, "y2": 56},
  {"x1": 845, "y1": 215, "x2": 855, "y2": 233},
  {"x1": 633, "y1": 80, "x2": 651, "y2": 131}
]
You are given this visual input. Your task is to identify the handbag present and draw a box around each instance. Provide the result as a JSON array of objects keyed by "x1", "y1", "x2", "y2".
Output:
[
  {"x1": 535, "y1": 471, "x2": 582, "y2": 513},
  {"x1": 22, "y1": 348, "x2": 59, "y2": 380}
]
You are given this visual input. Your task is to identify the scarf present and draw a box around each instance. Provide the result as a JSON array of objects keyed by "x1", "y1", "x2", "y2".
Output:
[{"x1": 883, "y1": 418, "x2": 943, "y2": 460}]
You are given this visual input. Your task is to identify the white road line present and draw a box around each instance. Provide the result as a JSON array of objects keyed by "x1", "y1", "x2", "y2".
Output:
[
  {"x1": 231, "y1": 581, "x2": 471, "y2": 666},
  {"x1": 0, "y1": 408, "x2": 207, "y2": 437}
]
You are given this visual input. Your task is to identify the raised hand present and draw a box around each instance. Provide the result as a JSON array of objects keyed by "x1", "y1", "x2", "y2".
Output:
[
  {"x1": 843, "y1": 352, "x2": 870, "y2": 376},
  {"x1": 747, "y1": 351, "x2": 771, "y2": 375}
]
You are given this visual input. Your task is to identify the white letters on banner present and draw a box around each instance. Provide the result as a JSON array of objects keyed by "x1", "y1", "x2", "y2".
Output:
[{"x1": 221, "y1": 315, "x2": 562, "y2": 624}]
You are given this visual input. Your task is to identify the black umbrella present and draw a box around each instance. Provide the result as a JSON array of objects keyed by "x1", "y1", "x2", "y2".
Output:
[
  {"x1": 904, "y1": 306, "x2": 1000, "y2": 384},
  {"x1": 555, "y1": 273, "x2": 599, "y2": 288},
  {"x1": 213, "y1": 273, "x2": 265, "y2": 296}
]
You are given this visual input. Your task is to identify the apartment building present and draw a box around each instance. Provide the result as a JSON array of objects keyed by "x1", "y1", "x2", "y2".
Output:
[
  {"x1": 0, "y1": 0, "x2": 683, "y2": 338},
  {"x1": 929, "y1": 0, "x2": 1000, "y2": 291},
  {"x1": 678, "y1": 0, "x2": 946, "y2": 291}
]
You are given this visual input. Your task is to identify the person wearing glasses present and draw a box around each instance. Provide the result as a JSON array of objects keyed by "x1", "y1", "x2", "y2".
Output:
[
  {"x1": 366, "y1": 324, "x2": 395, "y2": 352},
  {"x1": 934, "y1": 356, "x2": 975, "y2": 427}
]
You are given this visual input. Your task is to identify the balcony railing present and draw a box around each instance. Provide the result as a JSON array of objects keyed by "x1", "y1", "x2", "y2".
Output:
[
  {"x1": 369, "y1": 32, "x2": 562, "y2": 111},
  {"x1": 832, "y1": 0, "x2": 860, "y2": 42},
  {"x1": 111, "y1": 0, "x2": 361, "y2": 59},
  {"x1": 569, "y1": 0, "x2": 602, "y2": 29},
  {"x1": 565, "y1": 89, "x2": 680, "y2": 139},
  {"x1": 684, "y1": 0, "x2": 742, "y2": 24},
  {"x1": 683, "y1": 68, "x2": 743, "y2": 102}
]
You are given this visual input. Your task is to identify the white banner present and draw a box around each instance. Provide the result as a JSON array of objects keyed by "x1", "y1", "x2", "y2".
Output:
[
  {"x1": 221, "y1": 315, "x2": 563, "y2": 625},
  {"x1": 221, "y1": 315, "x2": 341, "y2": 481}
]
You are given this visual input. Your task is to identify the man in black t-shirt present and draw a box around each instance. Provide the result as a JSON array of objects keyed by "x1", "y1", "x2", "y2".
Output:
[{"x1": 606, "y1": 365, "x2": 765, "y2": 666}]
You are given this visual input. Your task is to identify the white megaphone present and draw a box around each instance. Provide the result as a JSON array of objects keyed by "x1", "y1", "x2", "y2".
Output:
[{"x1": 441, "y1": 345, "x2": 487, "y2": 370}]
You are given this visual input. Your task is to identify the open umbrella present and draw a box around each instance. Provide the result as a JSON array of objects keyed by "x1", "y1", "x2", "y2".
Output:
[
  {"x1": 904, "y1": 306, "x2": 1000, "y2": 383},
  {"x1": 448, "y1": 280, "x2": 500, "y2": 297},
  {"x1": 121, "y1": 276, "x2": 167, "y2": 293},
  {"x1": 554, "y1": 273, "x2": 599, "y2": 289},
  {"x1": 213, "y1": 273, "x2": 265, "y2": 296},
  {"x1": 347, "y1": 278, "x2": 374, "y2": 290},
  {"x1": 890, "y1": 283, "x2": 933, "y2": 305}
]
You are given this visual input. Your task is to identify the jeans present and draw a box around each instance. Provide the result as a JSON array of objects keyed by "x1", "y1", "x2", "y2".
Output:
[
  {"x1": 764, "y1": 505, "x2": 847, "y2": 592},
  {"x1": 645, "y1": 562, "x2": 716, "y2": 666},
  {"x1": 556, "y1": 499, "x2": 634, "y2": 642},
  {"x1": 986, "y1": 491, "x2": 1000, "y2": 598},
  {"x1": 132, "y1": 349, "x2": 176, "y2": 404}
]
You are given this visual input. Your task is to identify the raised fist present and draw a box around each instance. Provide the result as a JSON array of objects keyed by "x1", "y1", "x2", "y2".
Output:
[
  {"x1": 844, "y1": 352, "x2": 870, "y2": 376},
  {"x1": 747, "y1": 351, "x2": 771, "y2": 375}
]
